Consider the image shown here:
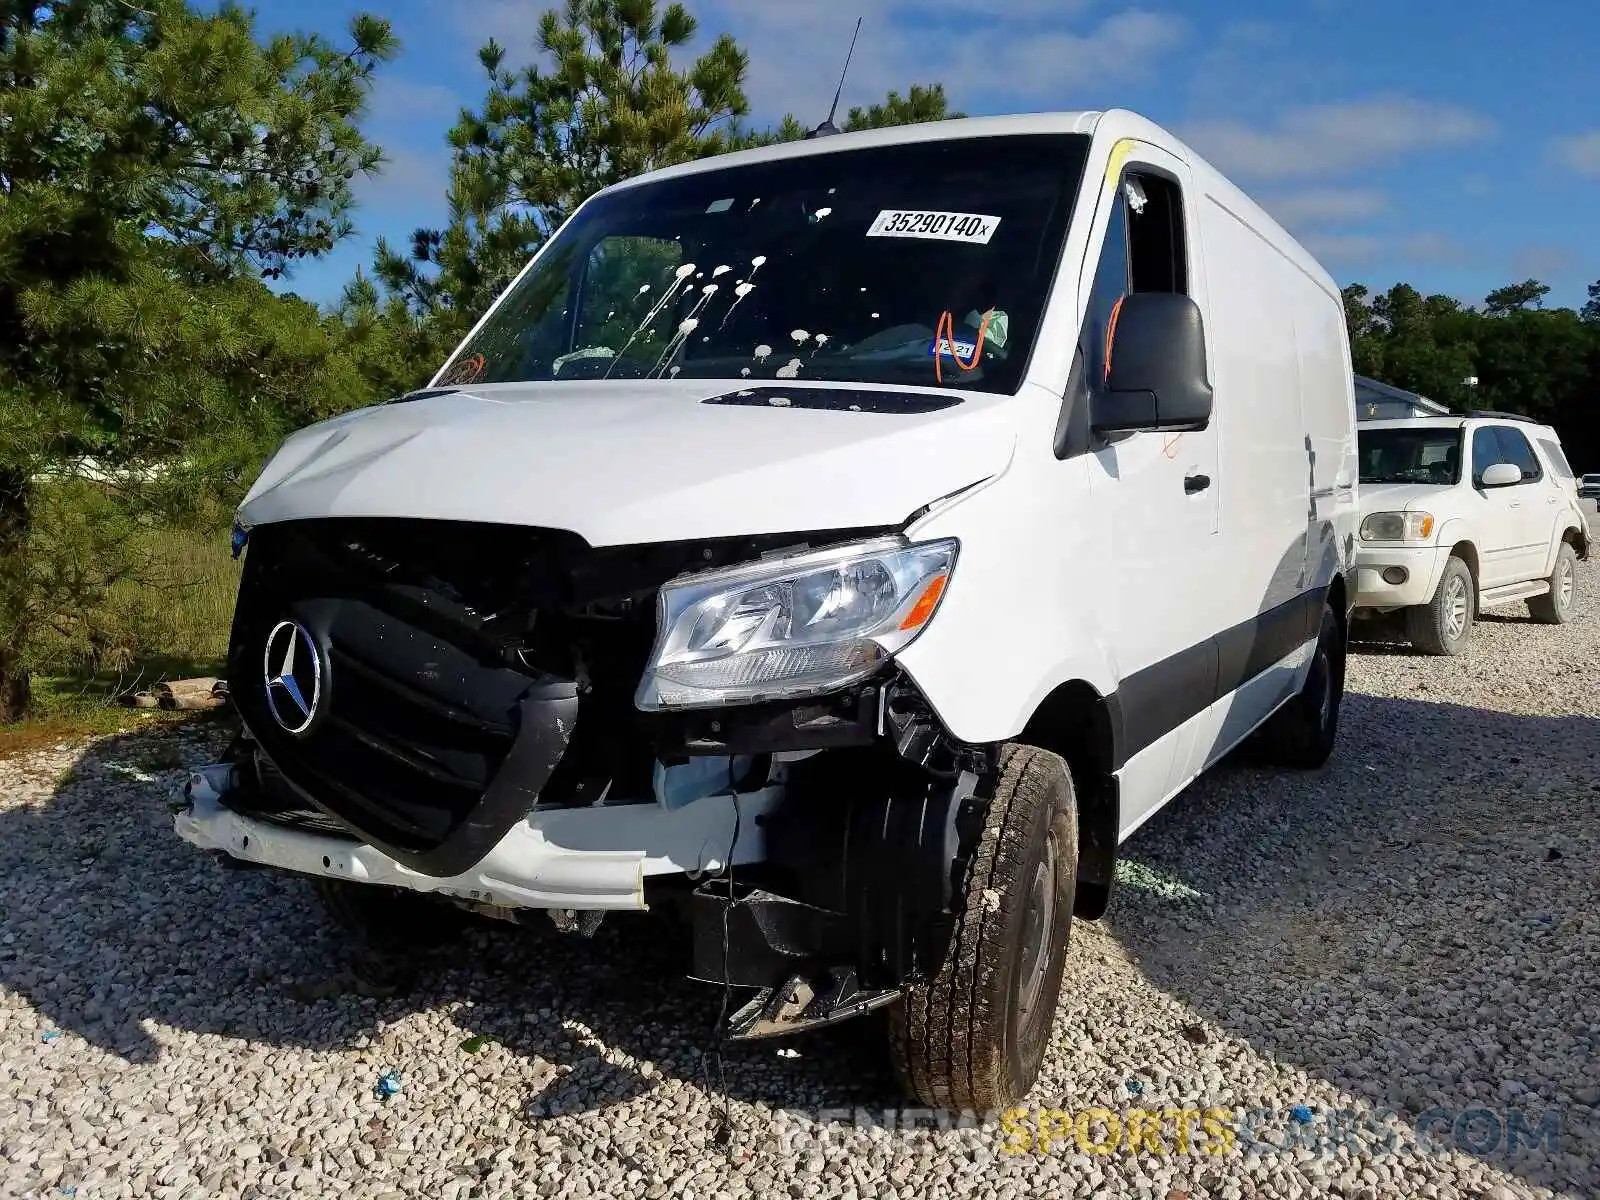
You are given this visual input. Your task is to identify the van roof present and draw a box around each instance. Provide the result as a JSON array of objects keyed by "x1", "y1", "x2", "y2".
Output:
[{"x1": 599, "y1": 108, "x2": 1337, "y2": 300}]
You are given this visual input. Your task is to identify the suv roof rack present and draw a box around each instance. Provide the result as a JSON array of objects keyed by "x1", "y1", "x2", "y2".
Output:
[{"x1": 1465, "y1": 409, "x2": 1540, "y2": 425}]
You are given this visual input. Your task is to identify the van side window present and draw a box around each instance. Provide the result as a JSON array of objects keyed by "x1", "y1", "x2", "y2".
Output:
[
  {"x1": 1084, "y1": 192, "x2": 1130, "y2": 384},
  {"x1": 1495, "y1": 427, "x2": 1543, "y2": 482},
  {"x1": 1125, "y1": 173, "x2": 1187, "y2": 295}
]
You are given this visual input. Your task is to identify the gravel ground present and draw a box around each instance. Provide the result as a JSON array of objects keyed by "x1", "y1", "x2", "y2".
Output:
[{"x1": 3, "y1": 552, "x2": 1599, "y2": 1199}]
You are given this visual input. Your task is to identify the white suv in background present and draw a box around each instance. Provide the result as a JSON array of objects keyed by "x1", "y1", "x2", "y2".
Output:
[{"x1": 1353, "y1": 414, "x2": 1590, "y2": 654}]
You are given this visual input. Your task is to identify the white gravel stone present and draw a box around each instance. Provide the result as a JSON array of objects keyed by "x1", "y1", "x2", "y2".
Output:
[{"x1": 3, "y1": 533, "x2": 1599, "y2": 1198}]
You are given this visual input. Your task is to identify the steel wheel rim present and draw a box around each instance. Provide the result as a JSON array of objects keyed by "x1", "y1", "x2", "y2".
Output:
[
  {"x1": 1444, "y1": 575, "x2": 1469, "y2": 640},
  {"x1": 1017, "y1": 834, "x2": 1058, "y2": 1021}
]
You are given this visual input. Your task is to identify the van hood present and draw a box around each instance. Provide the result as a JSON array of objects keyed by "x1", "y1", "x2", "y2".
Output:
[
  {"x1": 237, "y1": 380, "x2": 1018, "y2": 546},
  {"x1": 1357, "y1": 481, "x2": 1452, "y2": 514}
]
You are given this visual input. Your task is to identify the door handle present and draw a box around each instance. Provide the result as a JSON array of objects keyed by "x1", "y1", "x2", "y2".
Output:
[{"x1": 1184, "y1": 474, "x2": 1211, "y2": 494}]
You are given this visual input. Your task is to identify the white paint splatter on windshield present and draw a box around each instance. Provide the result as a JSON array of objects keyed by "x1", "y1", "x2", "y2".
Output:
[
  {"x1": 712, "y1": 264, "x2": 732, "y2": 278},
  {"x1": 790, "y1": 329, "x2": 809, "y2": 344},
  {"x1": 717, "y1": 255, "x2": 767, "y2": 331},
  {"x1": 776, "y1": 358, "x2": 803, "y2": 379},
  {"x1": 753, "y1": 344, "x2": 773, "y2": 363},
  {"x1": 606, "y1": 263, "x2": 697, "y2": 378}
]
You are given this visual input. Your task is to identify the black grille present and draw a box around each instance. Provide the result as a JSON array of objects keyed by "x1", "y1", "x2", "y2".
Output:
[
  {"x1": 228, "y1": 516, "x2": 895, "y2": 870},
  {"x1": 230, "y1": 518, "x2": 662, "y2": 857}
]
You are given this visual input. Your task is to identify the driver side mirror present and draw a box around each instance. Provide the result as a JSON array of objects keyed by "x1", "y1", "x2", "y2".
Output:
[
  {"x1": 1090, "y1": 292, "x2": 1215, "y2": 436},
  {"x1": 1480, "y1": 462, "x2": 1522, "y2": 488}
]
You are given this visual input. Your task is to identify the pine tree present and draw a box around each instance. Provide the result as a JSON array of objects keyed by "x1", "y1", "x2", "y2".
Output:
[{"x1": 0, "y1": 0, "x2": 397, "y2": 718}]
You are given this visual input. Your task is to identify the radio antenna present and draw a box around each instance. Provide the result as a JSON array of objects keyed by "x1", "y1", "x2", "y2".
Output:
[{"x1": 804, "y1": 17, "x2": 863, "y2": 140}]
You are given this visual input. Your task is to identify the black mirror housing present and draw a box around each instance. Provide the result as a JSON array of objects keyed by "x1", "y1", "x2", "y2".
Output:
[{"x1": 1090, "y1": 291, "x2": 1214, "y2": 435}]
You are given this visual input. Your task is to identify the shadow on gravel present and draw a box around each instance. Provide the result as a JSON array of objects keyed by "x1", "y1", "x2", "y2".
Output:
[
  {"x1": 2, "y1": 696, "x2": 1596, "y2": 1194},
  {"x1": 1101, "y1": 694, "x2": 1600, "y2": 1197},
  {"x1": 0, "y1": 726, "x2": 897, "y2": 1115}
]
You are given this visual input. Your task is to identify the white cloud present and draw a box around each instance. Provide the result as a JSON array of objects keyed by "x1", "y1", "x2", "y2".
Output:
[
  {"x1": 446, "y1": 1, "x2": 1186, "y2": 125},
  {"x1": 1299, "y1": 233, "x2": 1383, "y2": 266},
  {"x1": 367, "y1": 76, "x2": 463, "y2": 122},
  {"x1": 1395, "y1": 231, "x2": 1467, "y2": 266},
  {"x1": 1263, "y1": 187, "x2": 1386, "y2": 228},
  {"x1": 1183, "y1": 96, "x2": 1494, "y2": 180},
  {"x1": 356, "y1": 144, "x2": 453, "y2": 215},
  {"x1": 1549, "y1": 131, "x2": 1600, "y2": 176},
  {"x1": 1512, "y1": 246, "x2": 1574, "y2": 279}
]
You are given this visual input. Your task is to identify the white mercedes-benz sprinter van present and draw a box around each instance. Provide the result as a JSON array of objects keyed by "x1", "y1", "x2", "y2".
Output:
[{"x1": 176, "y1": 109, "x2": 1359, "y2": 1110}]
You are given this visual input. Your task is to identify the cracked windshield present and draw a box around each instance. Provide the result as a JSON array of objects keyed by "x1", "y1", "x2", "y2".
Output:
[{"x1": 437, "y1": 134, "x2": 1089, "y2": 394}]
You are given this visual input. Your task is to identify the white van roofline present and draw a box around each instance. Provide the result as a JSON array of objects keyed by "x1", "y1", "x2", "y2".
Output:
[{"x1": 597, "y1": 108, "x2": 1340, "y2": 303}]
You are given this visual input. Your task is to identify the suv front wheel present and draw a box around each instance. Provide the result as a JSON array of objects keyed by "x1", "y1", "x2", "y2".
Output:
[{"x1": 1407, "y1": 554, "x2": 1474, "y2": 655}]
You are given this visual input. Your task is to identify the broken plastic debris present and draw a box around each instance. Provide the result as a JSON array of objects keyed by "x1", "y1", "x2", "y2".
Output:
[
  {"x1": 1289, "y1": 1104, "x2": 1313, "y2": 1124},
  {"x1": 41, "y1": 1029, "x2": 62, "y2": 1043},
  {"x1": 459, "y1": 1034, "x2": 494, "y2": 1054},
  {"x1": 374, "y1": 1069, "x2": 403, "y2": 1098},
  {"x1": 1125, "y1": 1078, "x2": 1144, "y2": 1096}
]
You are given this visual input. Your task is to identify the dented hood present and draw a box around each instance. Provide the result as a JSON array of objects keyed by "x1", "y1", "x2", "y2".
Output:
[{"x1": 237, "y1": 380, "x2": 1018, "y2": 546}]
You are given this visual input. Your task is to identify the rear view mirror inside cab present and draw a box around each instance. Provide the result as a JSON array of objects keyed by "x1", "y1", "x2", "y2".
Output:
[{"x1": 1090, "y1": 291, "x2": 1214, "y2": 435}]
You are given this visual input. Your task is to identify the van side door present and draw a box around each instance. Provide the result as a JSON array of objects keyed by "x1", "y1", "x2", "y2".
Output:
[{"x1": 1075, "y1": 141, "x2": 1221, "y2": 826}]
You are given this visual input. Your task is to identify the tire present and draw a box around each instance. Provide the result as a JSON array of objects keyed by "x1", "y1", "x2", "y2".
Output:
[
  {"x1": 1405, "y1": 554, "x2": 1474, "y2": 655},
  {"x1": 887, "y1": 744, "x2": 1078, "y2": 1111},
  {"x1": 1527, "y1": 541, "x2": 1578, "y2": 625},
  {"x1": 310, "y1": 876, "x2": 471, "y2": 955},
  {"x1": 1259, "y1": 601, "x2": 1346, "y2": 769}
]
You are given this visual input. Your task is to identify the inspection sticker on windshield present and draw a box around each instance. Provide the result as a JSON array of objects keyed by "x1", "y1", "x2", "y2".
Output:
[{"x1": 867, "y1": 210, "x2": 1001, "y2": 244}]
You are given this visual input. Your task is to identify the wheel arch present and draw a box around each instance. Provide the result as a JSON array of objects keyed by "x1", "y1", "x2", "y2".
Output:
[{"x1": 1017, "y1": 678, "x2": 1121, "y2": 920}]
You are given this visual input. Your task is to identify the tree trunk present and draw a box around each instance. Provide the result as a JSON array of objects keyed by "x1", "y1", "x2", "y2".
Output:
[{"x1": 0, "y1": 466, "x2": 32, "y2": 723}]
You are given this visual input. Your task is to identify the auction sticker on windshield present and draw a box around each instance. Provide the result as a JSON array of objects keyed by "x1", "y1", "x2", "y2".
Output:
[{"x1": 867, "y1": 210, "x2": 1001, "y2": 244}]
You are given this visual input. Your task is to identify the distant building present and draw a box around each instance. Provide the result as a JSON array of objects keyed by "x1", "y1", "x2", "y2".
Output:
[{"x1": 1354, "y1": 375, "x2": 1452, "y2": 421}]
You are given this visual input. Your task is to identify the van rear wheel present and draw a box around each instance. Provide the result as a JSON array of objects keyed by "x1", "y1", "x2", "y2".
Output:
[
  {"x1": 887, "y1": 744, "x2": 1077, "y2": 1111},
  {"x1": 1406, "y1": 554, "x2": 1474, "y2": 655},
  {"x1": 1259, "y1": 600, "x2": 1345, "y2": 768}
]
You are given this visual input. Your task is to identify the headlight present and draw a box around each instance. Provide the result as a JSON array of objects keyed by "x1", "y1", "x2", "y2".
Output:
[
  {"x1": 634, "y1": 536, "x2": 959, "y2": 710},
  {"x1": 1360, "y1": 511, "x2": 1435, "y2": 543}
]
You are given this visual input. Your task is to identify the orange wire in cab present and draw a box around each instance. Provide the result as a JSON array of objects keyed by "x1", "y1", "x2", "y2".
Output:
[{"x1": 933, "y1": 309, "x2": 993, "y2": 385}]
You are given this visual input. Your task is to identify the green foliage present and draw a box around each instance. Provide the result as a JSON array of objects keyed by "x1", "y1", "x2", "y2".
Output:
[
  {"x1": 1344, "y1": 278, "x2": 1600, "y2": 466},
  {"x1": 371, "y1": 0, "x2": 962, "y2": 383},
  {"x1": 0, "y1": 0, "x2": 396, "y2": 716}
]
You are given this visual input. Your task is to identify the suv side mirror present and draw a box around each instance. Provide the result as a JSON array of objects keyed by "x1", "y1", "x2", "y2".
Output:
[
  {"x1": 1090, "y1": 292, "x2": 1214, "y2": 435},
  {"x1": 1480, "y1": 462, "x2": 1521, "y2": 488}
]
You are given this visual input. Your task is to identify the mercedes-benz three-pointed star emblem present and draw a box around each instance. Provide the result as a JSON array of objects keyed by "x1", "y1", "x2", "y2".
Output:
[{"x1": 263, "y1": 620, "x2": 323, "y2": 735}]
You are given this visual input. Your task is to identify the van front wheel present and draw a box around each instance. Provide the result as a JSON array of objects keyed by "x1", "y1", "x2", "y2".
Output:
[{"x1": 887, "y1": 744, "x2": 1078, "y2": 1111}]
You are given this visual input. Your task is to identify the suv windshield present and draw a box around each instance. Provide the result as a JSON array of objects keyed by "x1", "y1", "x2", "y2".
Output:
[
  {"x1": 1358, "y1": 427, "x2": 1464, "y2": 485},
  {"x1": 435, "y1": 133, "x2": 1091, "y2": 394}
]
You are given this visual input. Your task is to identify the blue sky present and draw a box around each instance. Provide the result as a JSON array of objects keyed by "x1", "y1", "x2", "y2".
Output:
[{"x1": 267, "y1": 0, "x2": 1600, "y2": 313}]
